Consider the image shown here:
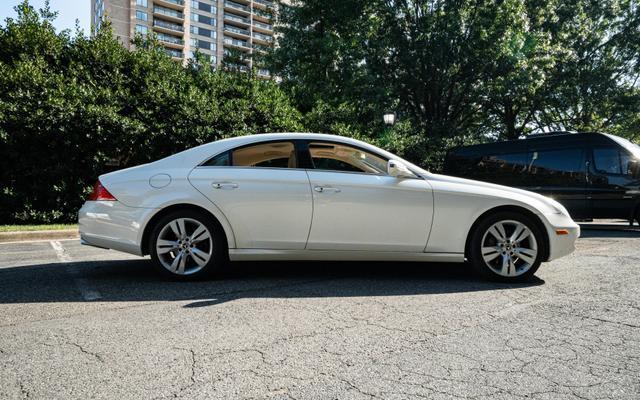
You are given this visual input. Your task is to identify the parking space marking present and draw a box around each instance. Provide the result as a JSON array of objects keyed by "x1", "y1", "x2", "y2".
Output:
[
  {"x1": 50, "y1": 240, "x2": 102, "y2": 301},
  {"x1": 0, "y1": 238, "x2": 78, "y2": 246}
]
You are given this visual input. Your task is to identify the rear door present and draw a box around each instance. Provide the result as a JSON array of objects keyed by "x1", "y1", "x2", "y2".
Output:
[
  {"x1": 189, "y1": 140, "x2": 313, "y2": 249},
  {"x1": 523, "y1": 145, "x2": 589, "y2": 219}
]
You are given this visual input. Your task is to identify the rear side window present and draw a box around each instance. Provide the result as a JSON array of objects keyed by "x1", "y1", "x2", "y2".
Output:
[
  {"x1": 476, "y1": 153, "x2": 528, "y2": 186},
  {"x1": 202, "y1": 151, "x2": 230, "y2": 166},
  {"x1": 593, "y1": 147, "x2": 632, "y2": 175},
  {"x1": 233, "y1": 141, "x2": 296, "y2": 168},
  {"x1": 202, "y1": 141, "x2": 297, "y2": 168},
  {"x1": 527, "y1": 148, "x2": 586, "y2": 186}
]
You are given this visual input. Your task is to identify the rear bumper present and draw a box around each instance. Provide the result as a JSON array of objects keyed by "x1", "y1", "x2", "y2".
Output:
[
  {"x1": 542, "y1": 213, "x2": 580, "y2": 261},
  {"x1": 78, "y1": 201, "x2": 153, "y2": 256}
]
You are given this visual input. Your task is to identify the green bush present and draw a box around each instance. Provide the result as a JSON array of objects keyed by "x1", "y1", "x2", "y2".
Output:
[{"x1": 0, "y1": 2, "x2": 302, "y2": 224}]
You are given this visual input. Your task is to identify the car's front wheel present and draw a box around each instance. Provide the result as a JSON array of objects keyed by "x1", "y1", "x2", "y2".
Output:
[
  {"x1": 149, "y1": 210, "x2": 227, "y2": 280},
  {"x1": 469, "y1": 211, "x2": 546, "y2": 282}
]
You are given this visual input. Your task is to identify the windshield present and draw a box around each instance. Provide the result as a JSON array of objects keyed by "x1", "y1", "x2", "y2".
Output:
[{"x1": 603, "y1": 133, "x2": 640, "y2": 159}]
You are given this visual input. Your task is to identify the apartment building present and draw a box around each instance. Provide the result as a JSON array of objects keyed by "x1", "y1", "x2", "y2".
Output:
[{"x1": 91, "y1": 0, "x2": 277, "y2": 78}]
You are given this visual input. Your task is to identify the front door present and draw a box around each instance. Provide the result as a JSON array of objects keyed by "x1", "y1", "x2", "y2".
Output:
[
  {"x1": 588, "y1": 146, "x2": 638, "y2": 220},
  {"x1": 303, "y1": 141, "x2": 433, "y2": 252},
  {"x1": 189, "y1": 140, "x2": 312, "y2": 249}
]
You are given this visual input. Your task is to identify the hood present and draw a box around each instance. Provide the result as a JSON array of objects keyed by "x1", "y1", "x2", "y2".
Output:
[{"x1": 422, "y1": 172, "x2": 569, "y2": 216}]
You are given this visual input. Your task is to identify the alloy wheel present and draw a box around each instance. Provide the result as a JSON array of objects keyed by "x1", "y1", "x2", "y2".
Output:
[
  {"x1": 480, "y1": 219, "x2": 538, "y2": 278},
  {"x1": 155, "y1": 217, "x2": 213, "y2": 275}
]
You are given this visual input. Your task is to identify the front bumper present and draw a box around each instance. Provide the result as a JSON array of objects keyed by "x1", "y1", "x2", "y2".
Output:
[
  {"x1": 542, "y1": 212, "x2": 580, "y2": 261},
  {"x1": 78, "y1": 200, "x2": 154, "y2": 256}
]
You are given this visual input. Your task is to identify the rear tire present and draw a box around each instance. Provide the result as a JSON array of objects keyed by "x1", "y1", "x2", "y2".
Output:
[
  {"x1": 149, "y1": 210, "x2": 227, "y2": 280},
  {"x1": 469, "y1": 211, "x2": 546, "y2": 282}
]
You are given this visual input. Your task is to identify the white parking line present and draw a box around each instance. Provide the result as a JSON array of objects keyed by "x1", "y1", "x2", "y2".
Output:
[
  {"x1": 50, "y1": 240, "x2": 102, "y2": 301},
  {"x1": 0, "y1": 238, "x2": 78, "y2": 245}
]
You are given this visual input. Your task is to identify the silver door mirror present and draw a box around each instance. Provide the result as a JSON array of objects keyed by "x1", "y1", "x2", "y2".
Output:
[{"x1": 387, "y1": 159, "x2": 415, "y2": 179}]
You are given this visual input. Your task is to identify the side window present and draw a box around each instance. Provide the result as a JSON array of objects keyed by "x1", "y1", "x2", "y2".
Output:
[
  {"x1": 476, "y1": 153, "x2": 528, "y2": 186},
  {"x1": 202, "y1": 151, "x2": 230, "y2": 167},
  {"x1": 593, "y1": 147, "x2": 632, "y2": 175},
  {"x1": 232, "y1": 141, "x2": 296, "y2": 168},
  {"x1": 308, "y1": 142, "x2": 387, "y2": 174},
  {"x1": 527, "y1": 148, "x2": 586, "y2": 186}
]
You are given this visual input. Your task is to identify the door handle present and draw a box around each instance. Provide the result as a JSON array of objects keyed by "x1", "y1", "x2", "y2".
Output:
[
  {"x1": 314, "y1": 186, "x2": 341, "y2": 193},
  {"x1": 212, "y1": 182, "x2": 238, "y2": 189}
]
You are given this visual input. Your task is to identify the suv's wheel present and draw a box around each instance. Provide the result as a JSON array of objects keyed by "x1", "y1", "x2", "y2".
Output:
[
  {"x1": 149, "y1": 210, "x2": 227, "y2": 280},
  {"x1": 469, "y1": 211, "x2": 546, "y2": 282}
]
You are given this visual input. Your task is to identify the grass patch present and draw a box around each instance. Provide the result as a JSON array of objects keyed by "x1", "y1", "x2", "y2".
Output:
[{"x1": 0, "y1": 224, "x2": 78, "y2": 232}]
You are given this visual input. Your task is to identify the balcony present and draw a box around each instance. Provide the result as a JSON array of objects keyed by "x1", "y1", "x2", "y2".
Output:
[
  {"x1": 253, "y1": 7, "x2": 272, "y2": 22},
  {"x1": 154, "y1": 0, "x2": 184, "y2": 11},
  {"x1": 223, "y1": 36, "x2": 250, "y2": 49},
  {"x1": 153, "y1": 6, "x2": 184, "y2": 23},
  {"x1": 252, "y1": 32, "x2": 272, "y2": 43},
  {"x1": 253, "y1": 0, "x2": 273, "y2": 8},
  {"x1": 156, "y1": 32, "x2": 184, "y2": 48},
  {"x1": 226, "y1": 63, "x2": 250, "y2": 72},
  {"x1": 224, "y1": 12, "x2": 250, "y2": 26},
  {"x1": 253, "y1": 20, "x2": 273, "y2": 32},
  {"x1": 165, "y1": 48, "x2": 183, "y2": 59},
  {"x1": 252, "y1": 43, "x2": 269, "y2": 53},
  {"x1": 224, "y1": 1, "x2": 250, "y2": 14},
  {"x1": 153, "y1": 19, "x2": 184, "y2": 33},
  {"x1": 224, "y1": 24, "x2": 250, "y2": 37}
]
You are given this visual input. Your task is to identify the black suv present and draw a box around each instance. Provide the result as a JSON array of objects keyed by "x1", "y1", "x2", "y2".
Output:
[{"x1": 444, "y1": 132, "x2": 640, "y2": 223}]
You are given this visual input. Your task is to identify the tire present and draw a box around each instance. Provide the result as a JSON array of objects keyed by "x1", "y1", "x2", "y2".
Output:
[
  {"x1": 149, "y1": 210, "x2": 227, "y2": 280},
  {"x1": 469, "y1": 211, "x2": 547, "y2": 282}
]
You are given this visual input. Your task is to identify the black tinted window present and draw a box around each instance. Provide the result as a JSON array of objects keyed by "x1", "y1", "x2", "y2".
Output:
[
  {"x1": 528, "y1": 148, "x2": 585, "y2": 186},
  {"x1": 202, "y1": 151, "x2": 230, "y2": 166},
  {"x1": 477, "y1": 153, "x2": 528, "y2": 185},
  {"x1": 593, "y1": 147, "x2": 632, "y2": 175}
]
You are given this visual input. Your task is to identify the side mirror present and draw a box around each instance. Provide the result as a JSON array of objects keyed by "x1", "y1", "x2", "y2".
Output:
[
  {"x1": 628, "y1": 160, "x2": 640, "y2": 179},
  {"x1": 387, "y1": 159, "x2": 415, "y2": 179}
]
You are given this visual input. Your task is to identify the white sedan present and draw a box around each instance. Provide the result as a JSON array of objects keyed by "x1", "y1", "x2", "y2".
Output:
[{"x1": 79, "y1": 133, "x2": 579, "y2": 281}]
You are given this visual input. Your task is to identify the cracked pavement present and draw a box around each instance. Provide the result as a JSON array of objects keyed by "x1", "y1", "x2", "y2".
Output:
[{"x1": 0, "y1": 229, "x2": 639, "y2": 399}]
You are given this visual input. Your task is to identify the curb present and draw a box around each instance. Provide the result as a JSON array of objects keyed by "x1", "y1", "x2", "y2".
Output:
[{"x1": 0, "y1": 229, "x2": 79, "y2": 243}]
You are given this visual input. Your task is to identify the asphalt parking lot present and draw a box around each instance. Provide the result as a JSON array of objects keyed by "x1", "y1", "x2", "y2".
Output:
[{"x1": 1, "y1": 229, "x2": 639, "y2": 400}]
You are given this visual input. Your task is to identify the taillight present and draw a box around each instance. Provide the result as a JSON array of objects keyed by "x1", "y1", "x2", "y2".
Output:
[{"x1": 87, "y1": 180, "x2": 117, "y2": 201}]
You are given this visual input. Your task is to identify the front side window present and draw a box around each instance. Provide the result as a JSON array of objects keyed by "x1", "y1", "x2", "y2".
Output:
[
  {"x1": 593, "y1": 147, "x2": 632, "y2": 175},
  {"x1": 308, "y1": 142, "x2": 387, "y2": 174}
]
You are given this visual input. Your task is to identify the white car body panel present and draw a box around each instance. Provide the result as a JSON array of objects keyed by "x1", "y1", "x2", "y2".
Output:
[
  {"x1": 78, "y1": 132, "x2": 579, "y2": 266},
  {"x1": 188, "y1": 167, "x2": 312, "y2": 249},
  {"x1": 305, "y1": 171, "x2": 433, "y2": 252}
]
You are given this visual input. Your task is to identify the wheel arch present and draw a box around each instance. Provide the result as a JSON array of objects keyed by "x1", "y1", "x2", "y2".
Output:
[
  {"x1": 464, "y1": 205, "x2": 550, "y2": 262},
  {"x1": 141, "y1": 203, "x2": 231, "y2": 256}
]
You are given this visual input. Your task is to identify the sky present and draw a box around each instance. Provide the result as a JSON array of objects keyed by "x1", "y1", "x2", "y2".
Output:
[{"x1": 0, "y1": 0, "x2": 90, "y2": 33}]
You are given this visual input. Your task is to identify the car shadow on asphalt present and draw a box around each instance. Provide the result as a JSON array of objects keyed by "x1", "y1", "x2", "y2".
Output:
[{"x1": 0, "y1": 259, "x2": 545, "y2": 307}]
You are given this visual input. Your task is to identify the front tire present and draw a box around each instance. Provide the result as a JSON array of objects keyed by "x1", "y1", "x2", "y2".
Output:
[
  {"x1": 149, "y1": 210, "x2": 227, "y2": 280},
  {"x1": 469, "y1": 211, "x2": 546, "y2": 282}
]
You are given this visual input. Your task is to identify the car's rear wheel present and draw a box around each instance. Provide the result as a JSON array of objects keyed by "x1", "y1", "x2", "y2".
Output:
[
  {"x1": 469, "y1": 211, "x2": 546, "y2": 282},
  {"x1": 149, "y1": 210, "x2": 227, "y2": 280}
]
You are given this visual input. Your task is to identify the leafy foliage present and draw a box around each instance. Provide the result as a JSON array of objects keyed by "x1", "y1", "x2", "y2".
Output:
[
  {"x1": 270, "y1": 0, "x2": 640, "y2": 165},
  {"x1": 0, "y1": 1, "x2": 302, "y2": 223}
]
